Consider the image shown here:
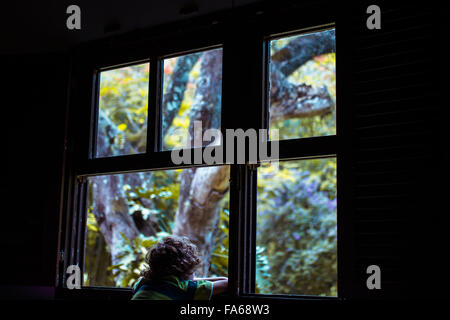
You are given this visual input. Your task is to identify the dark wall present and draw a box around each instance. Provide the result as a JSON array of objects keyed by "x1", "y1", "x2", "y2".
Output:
[
  {"x1": 2, "y1": 54, "x2": 69, "y2": 292},
  {"x1": 342, "y1": 1, "x2": 446, "y2": 298},
  {"x1": 1, "y1": 0, "x2": 446, "y2": 300}
]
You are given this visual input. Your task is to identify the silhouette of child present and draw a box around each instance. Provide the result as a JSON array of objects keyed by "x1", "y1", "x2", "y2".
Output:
[{"x1": 131, "y1": 235, "x2": 228, "y2": 300}]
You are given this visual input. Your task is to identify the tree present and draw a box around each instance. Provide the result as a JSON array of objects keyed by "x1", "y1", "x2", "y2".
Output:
[
  {"x1": 85, "y1": 29, "x2": 337, "y2": 292},
  {"x1": 171, "y1": 30, "x2": 335, "y2": 279}
]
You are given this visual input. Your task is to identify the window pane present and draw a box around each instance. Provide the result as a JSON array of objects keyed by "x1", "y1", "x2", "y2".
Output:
[
  {"x1": 84, "y1": 166, "x2": 230, "y2": 288},
  {"x1": 96, "y1": 63, "x2": 149, "y2": 158},
  {"x1": 256, "y1": 158, "x2": 337, "y2": 296},
  {"x1": 269, "y1": 28, "x2": 336, "y2": 140},
  {"x1": 161, "y1": 48, "x2": 223, "y2": 150}
]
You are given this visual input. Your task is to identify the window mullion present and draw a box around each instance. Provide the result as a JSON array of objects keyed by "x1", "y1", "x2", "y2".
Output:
[
  {"x1": 147, "y1": 57, "x2": 162, "y2": 153},
  {"x1": 262, "y1": 39, "x2": 270, "y2": 133},
  {"x1": 77, "y1": 177, "x2": 88, "y2": 286},
  {"x1": 247, "y1": 164, "x2": 258, "y2": 294},
  {"x1": 89, "y1": 70, "x2": 100, "y2": 159}
]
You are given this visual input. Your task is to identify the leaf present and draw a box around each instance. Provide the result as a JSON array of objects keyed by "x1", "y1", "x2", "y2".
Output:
[
  {"x1": 107, "y1": 263, "x2": 124, "y2": 271},
  {"x1": 117, "y1": 123, "x2": 127, "y2": 131},
  {"x1": 86, "y1": 224, "x2": 98, "y2": 232}
]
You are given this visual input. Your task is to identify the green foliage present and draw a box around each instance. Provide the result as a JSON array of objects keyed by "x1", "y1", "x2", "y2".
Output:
[
  {"x1": 255, "y1": 246, "x2": 271, "y2": 293},
  {"x1": 210, "y1": 194, "x2": 230, "y2": 277},
  {"x1": 83, "y1": 208, "x2": 115, "y2": 287},
  {"x1": 98, "y1": 63, "x2": 149, "y2": 156},
  {"x1": 86, "y1": 34, "x2": 337, "y2": 296},
  {"x1": 124, "y1": 170, "x2": 180, "y2": 234},
  {"x1": 258, "y1": 35, "x2": 337, "y2": 297},
  {"x1": 85, "y1": 169, "x2": 229, "y2": 287},
  {"x1": 256, "y1": 158, "x2": 337, "y2": 296},
  {"x1": 109, "y1": 232, "x2": 169, "y2": 288}
]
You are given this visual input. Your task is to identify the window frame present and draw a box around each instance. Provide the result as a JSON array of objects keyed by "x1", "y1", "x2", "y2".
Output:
[
  {"x1": 57, "y1": 5, "x2": 349, "y2": 301},
  {"x1": 238, "y1": 24, "x2": 340, "y2": 299}
]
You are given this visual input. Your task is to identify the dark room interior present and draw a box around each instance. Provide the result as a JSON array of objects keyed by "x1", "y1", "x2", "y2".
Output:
[{"x1": 1, "y1": 0, "x2": 448, "y2": 310}]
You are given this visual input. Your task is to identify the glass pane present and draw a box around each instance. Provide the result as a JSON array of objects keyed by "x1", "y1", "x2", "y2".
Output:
[
  {"x1": 84, "y1": 166, "x2": 230, "y2": 288},
  {"x1": 96, "y1": 63, "x2": 149, "y2": 158},
  {"x1": 256, "y1": 158, "x2": 337, "y2": 296},
  {"x1": 269, "y1": 28, "x2": 336, "y2": 140},
  {"x1": 161, "y1": 48, "x2": 223, "y2": 150}
]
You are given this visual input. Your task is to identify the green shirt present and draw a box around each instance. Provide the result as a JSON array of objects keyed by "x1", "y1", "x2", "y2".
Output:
[{"x1": 131, "y1": 275, "x2": 213, "y2": 300}]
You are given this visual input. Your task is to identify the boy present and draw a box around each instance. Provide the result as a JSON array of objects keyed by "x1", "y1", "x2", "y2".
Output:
[{"x1": 131, "y1": 235, "x2": 228, "y2": 300}]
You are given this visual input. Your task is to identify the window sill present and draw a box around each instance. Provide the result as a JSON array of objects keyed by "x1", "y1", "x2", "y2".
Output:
[{"x1": 55, "y1": 286, "x2": 340, "y2": 301}]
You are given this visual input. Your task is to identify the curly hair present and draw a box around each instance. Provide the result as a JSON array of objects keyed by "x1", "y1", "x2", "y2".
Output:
[{"x1": 141, "y1": 236, "x2": 200, "y2": 280}]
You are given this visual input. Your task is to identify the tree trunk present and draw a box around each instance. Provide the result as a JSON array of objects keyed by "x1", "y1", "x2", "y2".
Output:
[
  {"x1": 91, "y1": 117, "x2": 141, "y2": 265},
  {"x1": 172, "y1": 50, "x2": 229, "y2": 276},
  {"x1": 162, "y1": 53, "x2": 201, "y2": 136},
  {"x1": 173, "y1": 166, "x2": 230, "y2": 276}
]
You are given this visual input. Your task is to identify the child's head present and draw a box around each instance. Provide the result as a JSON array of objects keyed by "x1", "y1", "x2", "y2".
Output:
[{"x1": 141, "y1": 235, "x2": 200, "y2": 280}]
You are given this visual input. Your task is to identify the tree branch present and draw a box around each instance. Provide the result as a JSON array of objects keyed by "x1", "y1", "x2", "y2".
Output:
[
  {"x1": 188, "y1": 50, "x2": 223, "y2": 144},
  {"x1": 162, "y1": 53, "x2": 201, "y2": 135},
  {"x1": 271, "y1": 29, "x2": 335, "y2": 77},
  {"x1": 269, "y1": 31, "x2": 335, "y2": 124},
  {"x1": 269, "y1": 66, "x2": 333, "y2": 123}
]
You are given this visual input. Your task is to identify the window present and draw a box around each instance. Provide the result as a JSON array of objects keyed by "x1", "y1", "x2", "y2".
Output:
[
  {"x1": 84, "y1": 167, "x2": 229, "y2": 287},
  {"x1": 256, "y1": 158, "x2": 337, "y2": 296},
  {"x1": 61, "y1": 15, "x2": 341, "y2": 300},
  {"x1": 75, "y1": 46, "x2": 228, "y2": 290},
  {"x1": 249, "y1": 26, "x2": 338, "y2": 297},
  {"x1": 95, "y1": 63, "x2": 150, "y2": 158},
  {"x1": 162, "y1": 48, "x2": 223, "y2": 150},
  {"x1": 268, "y1": 28, "x2": 336, "y2": 140}
]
